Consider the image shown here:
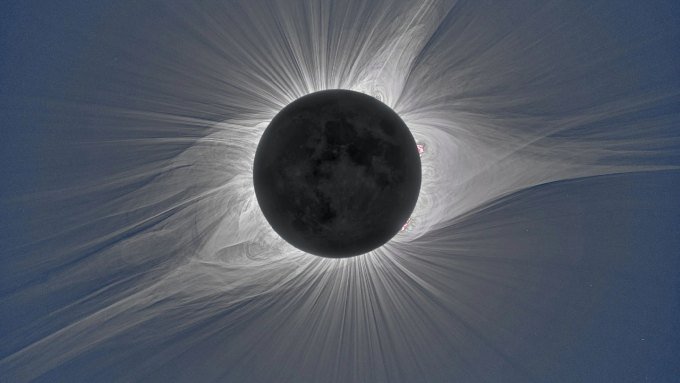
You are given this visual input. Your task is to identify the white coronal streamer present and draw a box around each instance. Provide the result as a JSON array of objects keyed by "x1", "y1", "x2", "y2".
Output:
[{"x1": 1, "y1": 0, "x2": 678, "y2": 381}]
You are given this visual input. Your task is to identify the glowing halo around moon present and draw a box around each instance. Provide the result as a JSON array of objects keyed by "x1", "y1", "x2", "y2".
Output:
[{"x1": 1, "y1": 1, "x2": 678, "y2": 382}]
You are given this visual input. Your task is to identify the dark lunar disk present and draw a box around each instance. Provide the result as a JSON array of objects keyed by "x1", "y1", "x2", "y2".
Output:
[{"x1": 253, "y1": 89, "x2": 421, "y2": 258}]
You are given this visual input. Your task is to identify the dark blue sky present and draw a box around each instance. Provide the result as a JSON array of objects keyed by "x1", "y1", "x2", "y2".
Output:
[{"x1": 2, "y1": 1, "x2": 679, "y2": 382}]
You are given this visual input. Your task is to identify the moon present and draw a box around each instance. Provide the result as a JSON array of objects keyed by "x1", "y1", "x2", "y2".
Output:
[{"x1": 253, "y1": 89, "x2": 421, "y2": 258}]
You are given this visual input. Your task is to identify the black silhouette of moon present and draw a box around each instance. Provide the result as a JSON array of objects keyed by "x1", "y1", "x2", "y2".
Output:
[{"x1": 253, "y1": 89, "x2": 421, "y2": 258}]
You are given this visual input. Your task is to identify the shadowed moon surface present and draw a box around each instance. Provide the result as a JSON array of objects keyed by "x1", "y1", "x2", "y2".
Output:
[{"x1": 253, "y1": 89, "x2": 421, "y2": 258}]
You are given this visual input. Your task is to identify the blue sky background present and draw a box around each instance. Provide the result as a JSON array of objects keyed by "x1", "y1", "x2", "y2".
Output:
[{"x1": 2, "y1": 1, "x2": 679, "y2": 382}]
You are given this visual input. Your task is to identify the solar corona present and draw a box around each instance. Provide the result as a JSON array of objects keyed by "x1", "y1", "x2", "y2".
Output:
[{"x1": 1, "y1": 1, "x2": 678, "y2": 382}]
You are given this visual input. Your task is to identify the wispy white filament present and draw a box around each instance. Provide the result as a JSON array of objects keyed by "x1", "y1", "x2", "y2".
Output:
[{"x1": 1, "y1": 1, "x2": 678, "y2": 381}]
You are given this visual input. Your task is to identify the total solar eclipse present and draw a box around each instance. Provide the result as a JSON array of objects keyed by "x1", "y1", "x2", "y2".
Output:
[{"x1": 253, "y1": 89, "x2": 421, "y2": 258}]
